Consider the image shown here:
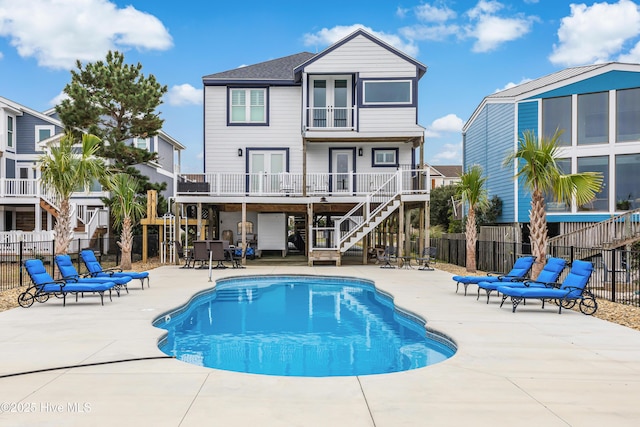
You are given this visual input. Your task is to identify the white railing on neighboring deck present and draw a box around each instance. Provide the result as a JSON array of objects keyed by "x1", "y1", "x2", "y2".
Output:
[{"x1": 177, "y1": 169, "x2": 429, "y2": 197}]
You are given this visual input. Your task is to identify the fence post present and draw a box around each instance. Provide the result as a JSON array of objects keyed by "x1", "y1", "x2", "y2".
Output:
[
  {"x1": 611, "y1": 249, "x2": 617, "y2": 303},
  {"x1": 19, "y1": 240, "x2": 24, "y2": 286}
]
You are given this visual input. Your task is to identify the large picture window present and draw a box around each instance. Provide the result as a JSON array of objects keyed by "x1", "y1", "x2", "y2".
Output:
[
  {"x1": 577, "y1": 156, "x2": 608, "y2": 212},
  {"x1": 542, "y1": 96, "x2": 571, "y2": 146},
  {"x1": 615, "y1": 154, "x2": 640, "y2": 210},
  {"x1": 363, "y1": 80, "x2": 411, "y2": 105},
  {"x1": 545, "y1": 158, "x2": 571, "y2": 212},
  {"x1": 617, "y1": 88, "x2": 640, "y2": 142},
  {"x1": 578, "y1": 92, "x2": 608, "y2": 145},
  {"x1": 230, "y1": 88, "x2": 266, "y2": 124}
]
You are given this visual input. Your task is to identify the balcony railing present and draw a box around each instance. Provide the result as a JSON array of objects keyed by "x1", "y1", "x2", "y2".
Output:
[
  {"x1": 305, "y1": 106, "x2": 355, "y2": 130},
  {"x1": 177, "y1": 169, "x2": 429, "y2": 197}
]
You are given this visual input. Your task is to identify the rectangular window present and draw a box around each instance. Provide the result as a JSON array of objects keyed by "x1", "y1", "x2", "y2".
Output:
[
  {"x1": 35, "y1": 125, "x2": 54, "y2": 143},
  {"x1": 577, "y1": 156, "x2": 608, "y2": 212},
  {"x1": 7, "y1": 116, "x2": 14, "y2": 148},
  {"x1": 134, "y1": 137, "x2": 149, "y2": 150},
  {"x1": 542, "y1": 96, "x2": 571, "y2": 146},
  {"x1": 617, "y1": 88, "x2": 640, "y2": 142},
  {"x1": 363, "y1": 80, "x2": 411, "y2": 105},
  {"x1": 372, "y1": 148, "x2": 398, "y2": 167},
  {"x1": 545, "y1": 158, "x2": 571, "y2": 212},
  {"x1": 230, "y1": 88, "x2": 266, "y2": 124},
  {"x1": 578, "y1": 92, "x2": 608, "y2": 145},
  {"x1": 615, "y1": 154, "x2": 640, "y2": 210}
]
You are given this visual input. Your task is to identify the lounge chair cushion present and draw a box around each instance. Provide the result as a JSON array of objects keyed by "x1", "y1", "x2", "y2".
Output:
[{"x1": 478, "y1": 257, "x2": 567, "y2": 292}]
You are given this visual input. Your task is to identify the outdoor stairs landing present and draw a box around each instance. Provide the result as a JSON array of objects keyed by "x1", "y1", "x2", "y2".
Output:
[
  {"x1": 548, "y1": 207, "x2": 640, "y2": 251},
  {"x1": 339, "y1": 197, "x2": 401, "y2": 253}
]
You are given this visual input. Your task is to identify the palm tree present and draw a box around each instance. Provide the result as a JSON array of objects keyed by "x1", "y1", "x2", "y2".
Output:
[
  {"x1": 457, "y1": 165, "x2": 488, "y2": 273},
  {"x1": 504, "y1": 130, "x2": 602, "y2": 278},
  {"x1": 108, "y1": 173, "x2": 146, "y2": 269},
  {"x1": 39, "y1": 133, "x2": 108, "y2": 255}
]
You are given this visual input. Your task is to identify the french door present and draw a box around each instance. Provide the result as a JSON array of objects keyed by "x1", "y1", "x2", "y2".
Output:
[
  {"x1": 248, "y1": 150, "x2": 285, "y2": 194},
  {"x1": 311, "y1": 76, "x2": 351, "y2": 128}
]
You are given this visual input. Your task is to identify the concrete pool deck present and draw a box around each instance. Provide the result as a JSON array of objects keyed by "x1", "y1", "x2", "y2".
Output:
[{"x1": 1, "y1": 264, "x2": 640, "y2": 426}]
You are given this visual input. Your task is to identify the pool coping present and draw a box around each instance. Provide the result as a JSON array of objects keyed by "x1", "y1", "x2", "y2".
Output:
[{"x1": 1, "y1": 264, "x2": 640, "y2": 426}]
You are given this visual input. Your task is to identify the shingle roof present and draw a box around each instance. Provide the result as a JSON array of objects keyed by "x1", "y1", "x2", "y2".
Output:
[
  {"x1": 431, "y1": 165, "x2": 462, "y2": 178},
  {"x1": 203, "y1": 52, "x2": 316, "y2": 82}
]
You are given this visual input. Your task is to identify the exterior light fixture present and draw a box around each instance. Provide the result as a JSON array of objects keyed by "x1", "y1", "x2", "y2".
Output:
[
  {"x1": 358, "y1": 148, "x2": 363, "y2": 157},
  {"x1": 238, "y1": 148, "x2": 243, "y2": 157}
]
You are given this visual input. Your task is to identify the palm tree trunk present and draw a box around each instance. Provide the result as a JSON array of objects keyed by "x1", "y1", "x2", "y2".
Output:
[
  {"x1": 465, "y1": 207, "x2": 477, "y2": 273},
  {"x1": 54, "y1": 199, "x2": 73, "y2": 255},
  {"x1": 529, "y1": 190, "x2": 547, "y2": 279},
  {"x1": 118, "y1": 217, "x2": 133, "y2": 270}
]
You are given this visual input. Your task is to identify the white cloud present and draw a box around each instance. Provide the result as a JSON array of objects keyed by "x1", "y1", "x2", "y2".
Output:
[
  {"x1": 549, "y1": 0, "x2": 640, "y2": 66},
  {"x1": 0, "y1": 0, "x2": 173, "y2": 69},
  {"x1": 466, "y1": 1, "x2": 534, "y2": 52},
  {"x1": 429, "y1": 114, "x2": 464, "y2": 136},
  {"x1": 619, "y1": 40, "x2": 640, "y2": 62},
  {"x1": 396, "y1": 6, "x2": 409, "y2": 19},
  {"x1": 432, "y1": 142, "x2": 463, "y2": 163},
  {"x1": 494, "y1": 77, "x2": 533, "y2": 92},
  {"x1": 415, "y1": 3, "x2": 457, "y2": 23},
  {"x1": 467, "y1": 0, "x2": 504, "y2": 20},
  {"x1": 400, "y1": 24, "x2": 461, "y2": 42},
  {"x1": 303, "y1": 24, "x2": 418, "y2": 57},
  {"x1": 166, "y1": 84, "x2": 203, "y2": 106},
  {"x1": 49, "y1": 91, "x2": 69, "y2": 107}
]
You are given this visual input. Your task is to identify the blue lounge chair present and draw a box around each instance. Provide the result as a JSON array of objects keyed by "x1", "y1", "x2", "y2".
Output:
[
  {"x1": 496, "y1": 260, "x2": 597, "y2": 314},
  {"x1": 80, "y1": 249, "x2": 150, "y2": 289},
  {"x1": 55, "y1": 254, "x2": 132, "y2": 295},
  {"x1": 476, "y1": 257, "x2": 567, "y2": 304},
  {"x1": 452, "y1": 256, "x2": 536, "y2": 295},
  {"x1": 20, "y1": 259, "x2": 116, "y2": 307}
]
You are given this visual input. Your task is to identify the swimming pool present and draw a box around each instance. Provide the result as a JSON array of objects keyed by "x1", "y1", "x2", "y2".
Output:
[{"x1": 154, "y1": 275, "x2": 456, "y2": 377}]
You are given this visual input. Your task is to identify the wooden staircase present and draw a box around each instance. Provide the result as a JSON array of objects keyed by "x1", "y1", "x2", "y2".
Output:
[
  {"x1": 548, "y1": 207, "x2": 640, "y2": 251},
  {"x1": 308, "y1": 171, "x2": 404, "y2": 266}
]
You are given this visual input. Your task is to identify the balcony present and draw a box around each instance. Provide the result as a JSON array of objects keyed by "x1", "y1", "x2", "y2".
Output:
[
  {"x1": 304, "y1": 107, "x2": 355, "y2": 131},
  {"x1": 176, "y1": 169, "x2": 429, "y2": 198}
]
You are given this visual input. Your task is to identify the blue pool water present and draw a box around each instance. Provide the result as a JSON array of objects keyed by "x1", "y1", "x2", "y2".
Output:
[{"x1": 154, "y1": 275, "x2": 456, "y2": 377}]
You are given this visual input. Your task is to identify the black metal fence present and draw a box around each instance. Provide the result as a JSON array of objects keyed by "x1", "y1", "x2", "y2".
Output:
[
  {"x1": 430, "y1": 237, "x2": 640, "y2": 307},
  {"x1": 0, "y1": 235, "x2": 153, "y2": 291}
]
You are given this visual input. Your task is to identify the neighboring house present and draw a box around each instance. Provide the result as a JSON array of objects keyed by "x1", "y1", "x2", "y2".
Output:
[
  {"x1": 462, "y1": 62, "x2": 640, "y2": 243},
  {"x1": 175, "y1": 29, "x2": 431, "y2": 265},
  {"x1": 0, "y1": 95, "x2": 184, "y2": 250},
  {"x1": 428, "y1": 165, "x2": 461, "y2": 189}
]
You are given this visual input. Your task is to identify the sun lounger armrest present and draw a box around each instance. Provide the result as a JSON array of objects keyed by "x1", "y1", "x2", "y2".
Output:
[
  {"x1": 486, "y1": 271, "x2": 505, "y2": 277},
  {"x1": 523, "y1": 279, "x2": 546, "y2": 287}
]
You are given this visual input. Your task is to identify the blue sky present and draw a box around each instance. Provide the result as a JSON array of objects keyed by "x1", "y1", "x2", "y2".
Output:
[{"x1": 2, "y1": 0, "x2": 640, "y2": 173}]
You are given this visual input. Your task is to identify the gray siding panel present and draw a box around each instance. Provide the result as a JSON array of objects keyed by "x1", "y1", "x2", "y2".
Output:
[
  {"x1": 516, "y1": 101, "x2": 539, "y2": 223},
  {"x1": 464, "y1": 103, "x2": 515, "y2": 223},
  {"x1": 136, "y1": 164, "x2": 174, "y2": 198},
  {"x1": 16, "y1": 113, "x2": 62, "y2": 155},
  {"x1": 156, "y1": 135, "x2": 174, "y2": 172}
]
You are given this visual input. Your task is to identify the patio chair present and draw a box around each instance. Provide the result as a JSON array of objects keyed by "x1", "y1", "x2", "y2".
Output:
[
  {"x1": 55, "y1": 254, "x2": 132, "y2": 296},
  {"x1": 20, "y1": 259, "x2": 116, "y2": 307},
  {"x1": 496, "y1": 259, "x2": 597, "y2": 315},
  {"x1": 209, "y1": 240, "x2": 228, "y2": 269},
  {"x1": 378, "y1": 246, "x2": 397, "y2": 269},
  {"x1": 192, "y1": 240, "x2": 210, "y2": 268},
  {"x1": 415, "y1": 247, "x2": 437, "y2": 271},
  {"x1": 80, "y1": 249, "x2": 150, "y2": 289},
  {"x1": 476, "y1": 257, "x2": 567, "y2": 304},
  {"x1": 175, "y1": 240, "x2": 194, "y2": 268},
  {"x1": 452, "y1": 256, "x2": 536, "y2": 296}
]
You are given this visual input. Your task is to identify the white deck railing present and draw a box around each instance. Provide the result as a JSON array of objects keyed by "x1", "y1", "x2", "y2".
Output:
[{"x1": 177, "y1": 169, "x2": 429, "y2": 197}]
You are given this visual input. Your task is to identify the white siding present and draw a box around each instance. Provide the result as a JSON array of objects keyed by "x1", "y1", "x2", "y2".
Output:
[
  {"x1": 204, "y1": 86, "x2": 303, "y2": 174},
  {"x1": 304, "y1": 35, "x2": 417, "y2": 78},
  {"x1": 358, "y1": 108, "x2": 421, "y2": 134}
]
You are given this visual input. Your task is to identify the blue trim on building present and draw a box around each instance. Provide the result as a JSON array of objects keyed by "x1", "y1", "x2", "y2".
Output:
[
  {"x1": 356, "y1": 77, "x2": 418, "y2": 109},
  {"x1": 527, "y1": 71, "x2": 640, "y2": 100},
  {"x1": 370, "y1": 147, "x2": 399, "y2": 168},
  {"x1": 226, "y1": 86, "x2": 270, "y2": 127},
  {"x1": 328, "y1": 147, "x2": 357, "y2": 193}
]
